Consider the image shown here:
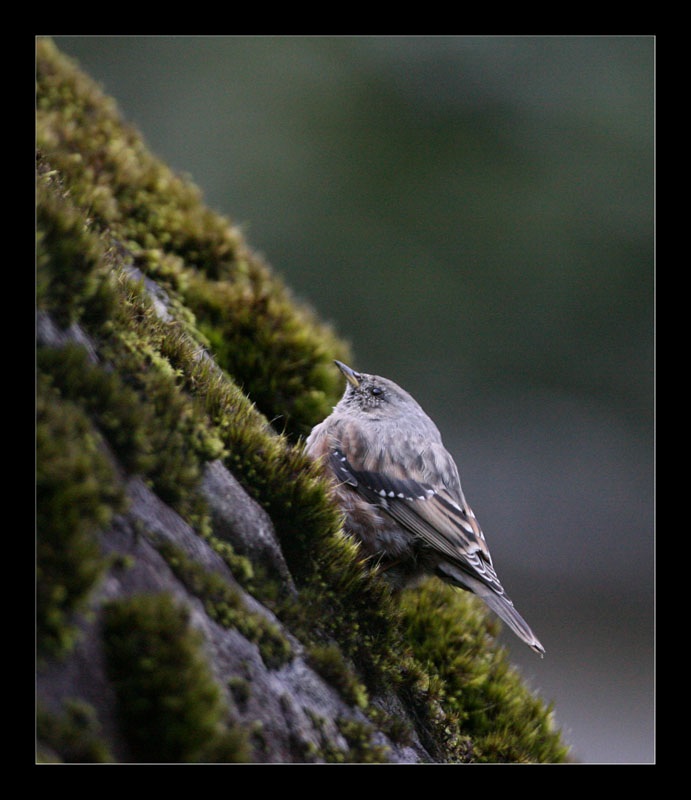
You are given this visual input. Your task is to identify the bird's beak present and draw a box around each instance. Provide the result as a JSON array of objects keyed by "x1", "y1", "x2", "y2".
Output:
[{"x1": 334, "y1": 360, "x2": 362, "y2": 388}]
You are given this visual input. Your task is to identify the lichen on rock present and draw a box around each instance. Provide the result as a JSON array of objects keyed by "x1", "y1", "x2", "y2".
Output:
[{"x1": 35, "y1": 38, "x2": 569, "y2": 764}]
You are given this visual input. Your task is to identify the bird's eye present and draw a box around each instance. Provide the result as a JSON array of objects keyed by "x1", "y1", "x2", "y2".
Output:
[{"x1": 370, "y1": 386, "x2": 383, "y2": 396}]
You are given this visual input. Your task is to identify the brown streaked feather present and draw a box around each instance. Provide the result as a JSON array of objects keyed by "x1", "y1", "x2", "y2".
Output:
[{"x1": 330, "y1": 422, "x2": 506, "y2": 595}]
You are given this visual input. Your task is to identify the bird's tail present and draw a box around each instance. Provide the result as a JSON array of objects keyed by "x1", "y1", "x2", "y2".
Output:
[
  {"x1": 437, "y1": 564, "x2": 545, "y2": 656},
  {"x1": 477, "y1": 588, "x2": 545, "y2": 657}
]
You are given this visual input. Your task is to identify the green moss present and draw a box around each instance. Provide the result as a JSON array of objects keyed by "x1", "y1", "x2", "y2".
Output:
[
  {"x1": 336, "y1": 717, "x2": 390, "y2": 764},
  {"x1": 306, "y1": 642, "x2": 369, "y2": 710},
  {"x1": 401, "y1": 581, "x2": 569, "y2": 763},
  {"x1": 36, "y1": 373, "x2": 125, "y2": 658},
  {"x1": 227, "y1": 676, "x2": 251, "y2": 708},
  {"x1": 205, "y1": 536, "x2": 257, "y2": 592},
  {"x1": 102, "y1": 593, "x2": 251, "y2": 763},
  {"x1": 302, "y1": 711, "x2": 388, "y2": 764},
  {"x1": 37, "y1": 308, "x2": 224, "y2": 535},
  {"x1": 294, "y1": 532, "x2": 414, "y2": 695},
  {"x1": 156, "y1": 540, "x2": 293, "y2": 669},
  {"x1": 367, "y1": 705, "x2": 415, "y2": 749},
  {"x1": 36, "y1": 700, "x2": 114, "y2": 763},
  {"x1": 185, "y1": 271, "x2": 349, "y2": 437},
  {"x1": 36, "y1": 160, "x2": 109, "y2": 328}
]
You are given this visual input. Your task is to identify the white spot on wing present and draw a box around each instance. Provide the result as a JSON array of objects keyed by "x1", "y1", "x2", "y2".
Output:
[{"x1": 458, "y1": 518, "x2": 476, "y2": 535}]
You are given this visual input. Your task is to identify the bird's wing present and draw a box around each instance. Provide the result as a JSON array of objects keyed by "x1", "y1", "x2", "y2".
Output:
[
  {"x1": 328, "y1": 428, "x2": 505, "y2": 597},
  {"x1": 326, "y1": 421, "x2": 546, "y2": 656}
]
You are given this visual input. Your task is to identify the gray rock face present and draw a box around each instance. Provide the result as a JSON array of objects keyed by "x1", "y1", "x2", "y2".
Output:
[
  {"x1": 37, "y1": 294, "x2": 432, "y2": 763},
  {"x1": 201, "y1": 459, "x2": 296, "y2": 594},
  {"x1": 36, "y1": 414, "x2": 431, "y2": 762}
]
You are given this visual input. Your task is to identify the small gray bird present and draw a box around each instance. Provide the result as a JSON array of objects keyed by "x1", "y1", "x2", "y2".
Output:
[{"x1": 305, "y1": 360, "x2": 545, "y2": 656}]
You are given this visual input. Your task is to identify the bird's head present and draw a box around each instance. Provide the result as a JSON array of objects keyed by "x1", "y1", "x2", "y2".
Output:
[{"x1": 333, "y1": 361, "x2": 423, "y2": 419}]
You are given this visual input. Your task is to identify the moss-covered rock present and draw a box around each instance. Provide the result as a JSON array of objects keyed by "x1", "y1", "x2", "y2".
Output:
[
  {"x1": 37, "y1": 372, "x2": 125, "y2": 659},
  {"x1": 37, "y1": 699, "x2": 115, "y2": 763},
  {"x1": 35, "y1": 38, "x2": 569, "y2": 763},
  {"x1": 401, "y1": 582, "x2": 567, "y2": 763},
  {"x1": 102, "y1": 593, "x2": 251, "y2": 763}
]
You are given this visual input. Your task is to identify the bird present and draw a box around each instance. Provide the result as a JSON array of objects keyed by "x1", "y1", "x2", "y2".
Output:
[{"x1": 304, "y1": 360, "x2": 545, "y2": 656}]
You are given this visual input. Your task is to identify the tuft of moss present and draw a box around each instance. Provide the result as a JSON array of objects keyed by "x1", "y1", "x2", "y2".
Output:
[
  {"x1": 36, "y1": 159, "x2": 110, "y2": 328},
  {"x1": 306, "y1": 642, "x2": 369, "y2": 710},
  {"x1": 401, "y1": 581, "x2": 569, "y2": 763},
  {"x1": 36, "y1": 700, "x2": 114, "y2": 763},
  {"x1": 102, "y1": 593, "x2": 251, "y2": 763},
  {"x1": 336, "y1": 717, "x2": 391, "y2": 764},
  {"x1": 205, "y1": 536, "x2": 259, "y2": 594},
  {"x1": 36, "y1": 373, "x2": 125, "y2": 659},
  {"x1": 227, "y1": 676, "x2": 251, "y2": 709},
  {"x1": 185, "y1": 271, "x2": 349, "y2": 437},
  {"x1": 304, "y1": 711, "x2": 389, "y2": 764}
]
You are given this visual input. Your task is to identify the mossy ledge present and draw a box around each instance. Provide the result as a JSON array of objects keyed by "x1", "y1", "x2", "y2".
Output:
[{"x1": 36, "y1": 38, "x2": 569, "y2": 764}]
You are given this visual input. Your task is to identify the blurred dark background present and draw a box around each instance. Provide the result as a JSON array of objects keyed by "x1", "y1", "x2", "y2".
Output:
[{"x1": 50, "y1": 35, "x2": 654, "y2": 763}]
